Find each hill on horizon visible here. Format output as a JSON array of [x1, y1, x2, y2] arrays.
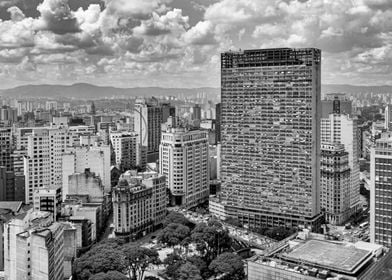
[[1, 83, 392, 99]]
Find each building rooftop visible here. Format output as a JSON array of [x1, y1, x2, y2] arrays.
[[283, 239, 371, 274], [0, 201, 23, 213]]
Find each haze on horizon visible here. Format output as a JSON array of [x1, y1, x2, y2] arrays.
[[0, 0, 391, 90]]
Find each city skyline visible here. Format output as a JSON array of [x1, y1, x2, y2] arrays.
[[0, 0, 392, 89]]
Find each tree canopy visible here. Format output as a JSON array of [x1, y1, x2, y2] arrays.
[[163, 211, 192, 227], [176, 262, 203, 280], [90, 271, 128, 280], [191, 220, 231, 261], [122, 245, 160, 280], [209, 252, 245, 280], [73, 243, 127, 280], [158, 222, 191, 247]]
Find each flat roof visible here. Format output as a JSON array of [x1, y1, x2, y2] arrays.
[[283, 240, 371, 274]]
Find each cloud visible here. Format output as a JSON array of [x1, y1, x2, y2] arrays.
[[183, 20, 216, 45], [0, 0, 392, 88], [35, 0, 81, 34]]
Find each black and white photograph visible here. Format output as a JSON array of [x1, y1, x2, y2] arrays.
[[0, 0, 391, 279]]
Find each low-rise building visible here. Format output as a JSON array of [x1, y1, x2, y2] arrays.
[[248, 231, 389, 280]]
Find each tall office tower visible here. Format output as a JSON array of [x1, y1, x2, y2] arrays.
[[62, 144, 111, 195], [24, 128, 70, 203], [321, 93, 353, 117], [160, 127, 209, 208], [0, 128, 13, 172], [385, 104, 392, 130], [134, 98, 175, 162], [216, 103, 221, 143], [110, 131, 142, 171], [220, 48, 322, 229], [320, 143, 351, 225], [370, 135, 392, 247], [0, 106, 18, 124], [321, 97, 360, 213], [112, 170, 166, 237], [192, 104, 202, 120]]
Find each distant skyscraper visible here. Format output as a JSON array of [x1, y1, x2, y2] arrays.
[[320, 143, 351, 225], [384, 104, 392, 130], [370, 134, 392, 247], [220, 48, 322, 229], [160, 127, 209, 208], [321, 93, 353, 118], [321, 96, 360, 213], [134, 98, 175, 162], [192, 104, 202, 120]]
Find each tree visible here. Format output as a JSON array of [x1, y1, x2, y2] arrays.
[[144, 277, 160, 280], [187, 255, 212, 279], [209, 253, 245, 280], [191, 220, 231, 262], [73, 243, 127, 280], [163, 212, 192, 227], [122, 245, 160, 280], [176, 262, 203, 280], [163, 253, 185, 279], [90, 271, 128, 280], [158, 223, 190, 247]]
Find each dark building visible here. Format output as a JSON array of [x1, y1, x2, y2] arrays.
[[216, 103, 221, 143], [192, 104, 202, 121]]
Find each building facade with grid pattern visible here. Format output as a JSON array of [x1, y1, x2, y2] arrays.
[[220, 48, 322, 229]]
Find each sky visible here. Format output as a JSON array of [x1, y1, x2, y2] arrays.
[[0, 0, 391, 89]]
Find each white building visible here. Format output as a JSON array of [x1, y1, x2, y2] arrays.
[[24, 128, 70, 203], [159, 127, 209, 209], [62, 144, 111, 195], [321, 113, 360, 213], [110, 131, 144, 171], [4, 210, 65, 280]]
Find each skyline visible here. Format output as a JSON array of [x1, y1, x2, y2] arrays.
[[0, 0, 392, 89]]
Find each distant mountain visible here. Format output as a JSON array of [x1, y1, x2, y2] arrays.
[[1, 83, 392, 99], [0, 83, 220, 99], [322, 84, 392, 94]]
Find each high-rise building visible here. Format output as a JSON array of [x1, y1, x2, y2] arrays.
[[110, 131, 142, 171], [320, 143, 351, 225], [321, 93, 353, 118], [321, 97, 360, 213], [216, 103, 221, 143], [134, 98, 175, 162], [112, 170, 166, 237], [370, 134, 392, 247], [24, 128, 70, 203], [62, 144, 111, 195], [385, 104, 392, 131], [0, 106, 18, 124], [4, 210, 65, 280], [160, 127, 209, 208], [220, 48, 322, 229], [192, 104, 202, 121], [0, 127, 13, 171]]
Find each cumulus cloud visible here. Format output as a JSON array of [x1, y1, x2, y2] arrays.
[[0, 0, 392, 87]]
